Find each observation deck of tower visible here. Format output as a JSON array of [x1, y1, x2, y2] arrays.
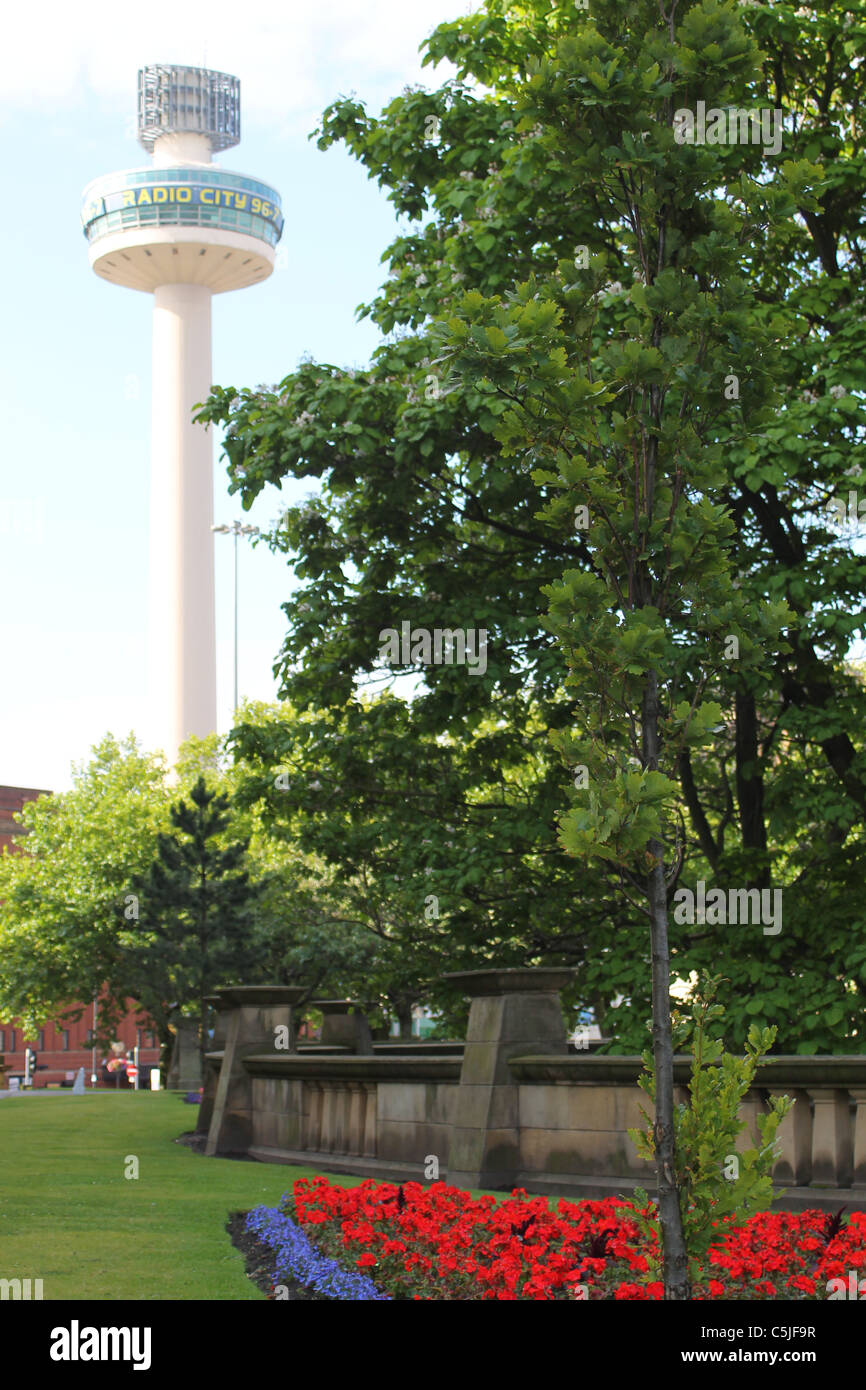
[[81, 65, 283, 766]]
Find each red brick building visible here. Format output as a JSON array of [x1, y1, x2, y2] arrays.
[[0, 784, 160, 1088], [0, 784, 49, 854], [0, 1004, 161, 1088]]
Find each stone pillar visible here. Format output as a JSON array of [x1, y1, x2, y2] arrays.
[[808, 1088, 853, 1188], [362, 1081, 378, 1157], [735, 1092, 767, 1155], [205, 986, 305, 1156], [197, 994, 229, 1135], [445, 967, 573, 1191], [767, 1088, 811, 1187], [314, 1000, 373, 1054], [303, 1081, 323, 1150], [167, 1017, 202, 1091], [333, 1084, 348, 1154], [320, 1082, 338, 1152], [852, 1090, 866, 1189], [347, 1083, 365, 1156]]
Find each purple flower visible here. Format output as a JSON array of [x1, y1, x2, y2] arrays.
[[245, 1204, 390, 1301]]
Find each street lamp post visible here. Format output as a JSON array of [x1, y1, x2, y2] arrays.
[[91, 995, 98, 1088], [211, 521, 260, 713]]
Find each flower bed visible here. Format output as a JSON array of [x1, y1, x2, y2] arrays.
[[247, 1177, 866, 1301]]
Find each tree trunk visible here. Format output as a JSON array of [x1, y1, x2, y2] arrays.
[[396, 1004, 414, 1039], [678, 747, 720, 870], [734, 688, 769, 888], [643, 671, 690, 1299], [199, 992, 208, 1086], [591, 995, 608, 1036]]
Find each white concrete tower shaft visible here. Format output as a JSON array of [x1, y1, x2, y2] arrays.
[[150, 277, 216, 755], [148, 125, 216, 759]]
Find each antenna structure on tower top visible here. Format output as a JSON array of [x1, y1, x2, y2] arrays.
[[137, 64, 240, 153]]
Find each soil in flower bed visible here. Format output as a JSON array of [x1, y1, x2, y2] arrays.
[[226, 1212, 328, 1300]]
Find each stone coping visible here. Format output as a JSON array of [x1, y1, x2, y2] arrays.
[[443, 968, 576, 995], [247, 1148, 440, 1183], [208, 1046, 866, 1088], [207, 985, 307, 1007], [508, 1054, 866, 1086], [241, 1053, 462, 1082], [205, 1043, 463, 1063], [308, 999, 363, 1014], [512, 1172, 866, 1213]]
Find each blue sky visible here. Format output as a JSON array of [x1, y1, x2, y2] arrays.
[[1, 0, 471, 791]]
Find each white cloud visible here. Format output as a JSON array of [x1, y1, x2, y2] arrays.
[[7, 0, 472, 134]]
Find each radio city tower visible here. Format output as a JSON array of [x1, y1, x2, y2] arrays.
[[81, 66, 283, 766]]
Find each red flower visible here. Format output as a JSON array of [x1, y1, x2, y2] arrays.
[[283, 1178, 866, 1302], [787, 1274, 817, 1295]]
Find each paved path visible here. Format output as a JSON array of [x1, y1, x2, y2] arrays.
[[0, 1087, 92, 1097]]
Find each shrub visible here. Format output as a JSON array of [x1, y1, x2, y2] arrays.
[[628, 976, 792, 1281]]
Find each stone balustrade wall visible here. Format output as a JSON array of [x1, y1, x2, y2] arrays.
[[202, 977, 866, 1210], [241, 1056, 461, 1180], [506, 1055, 866, 1206]]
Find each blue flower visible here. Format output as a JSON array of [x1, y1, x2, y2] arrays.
[[245, 1206, 390, 1301]]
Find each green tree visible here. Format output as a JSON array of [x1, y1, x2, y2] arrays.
[[0, 730, 370, 1060], [0, 734, 169, 1050], [230, 695, 622, 1038], [432, 0, 824, 1297], [195, 0, 866, 1057], [123, 776, 258, 1073], [629, 978, 791, 1283]]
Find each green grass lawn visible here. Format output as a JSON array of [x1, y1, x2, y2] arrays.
[[0, 1091, 365, 1301]]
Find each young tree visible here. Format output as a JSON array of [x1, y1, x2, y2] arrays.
[[123, 776, 259, 1075], [435, 0, 810, 1297]]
